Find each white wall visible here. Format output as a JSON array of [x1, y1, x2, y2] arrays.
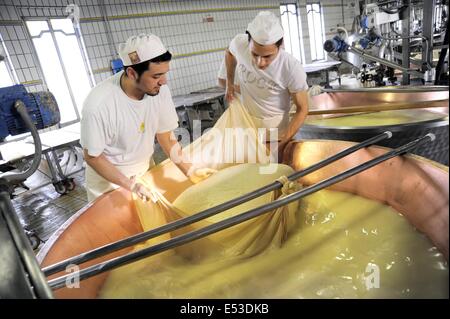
[[0, 0, 357, 96]]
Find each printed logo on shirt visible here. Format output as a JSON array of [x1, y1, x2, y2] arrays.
[[139, 122, 145, 133], [237, 64, 278, 90]]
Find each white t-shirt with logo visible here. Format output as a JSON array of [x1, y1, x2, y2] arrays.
[[228, 34, 308, 136], [80, 71, 178, 199]]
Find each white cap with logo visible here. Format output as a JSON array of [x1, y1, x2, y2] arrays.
[[247, 11, 284, 45], [118, 33, 167, 66]]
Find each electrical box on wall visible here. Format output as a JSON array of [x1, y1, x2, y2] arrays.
[[203, 16, 214, 23]]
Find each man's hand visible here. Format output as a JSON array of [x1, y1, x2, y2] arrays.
[[308, 85, 322, 97], [225, 84, 235, 102], [187, 168, 218, 184], [129, 176, 158, 202]]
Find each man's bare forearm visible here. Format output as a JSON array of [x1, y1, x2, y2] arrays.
[[225, 50, 237, 85], [282, 91, 309, 143], [156, 132, 191, 175], [283, 111, 307, 143]]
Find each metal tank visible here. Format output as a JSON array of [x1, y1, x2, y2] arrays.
[[301, 86, 449, 165], [37, 140, 449, 298]]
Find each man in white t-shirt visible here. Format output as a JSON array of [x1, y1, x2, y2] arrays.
[[81, 34, 215, 202], [225, 11, 309, 159]]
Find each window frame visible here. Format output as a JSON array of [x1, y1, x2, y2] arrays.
[[0, 33, 19, 88], [280, 3, 306, 64], [25, 17, 94, 127], [306, 2, 327, 62]]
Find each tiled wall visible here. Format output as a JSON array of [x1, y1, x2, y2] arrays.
[[0, 0, 356, 98]]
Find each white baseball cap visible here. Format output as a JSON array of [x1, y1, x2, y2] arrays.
[[247, 11, 284, 45], [118, 33, 167, 66]]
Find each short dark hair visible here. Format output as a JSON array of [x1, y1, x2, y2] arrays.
[[246, 31, 283, 47], [124, 50, 172, 77]]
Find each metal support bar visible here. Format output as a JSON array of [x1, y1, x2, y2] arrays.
[[422, 0, 436, 76], [435, 25, 449, 85], [44, 152, 59, 185], [51, 149, 66, 179], [402, 0, 411, 84]]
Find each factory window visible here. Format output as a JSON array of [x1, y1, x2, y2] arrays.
[[26, 18, 94, 125], [434, 4, 447, 32], [0, 62, 12, 88], [0, 34, 17, 88], [306, 2, 326, 61], [280, 3, 306, 63], [0, 58, 14, 88]]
